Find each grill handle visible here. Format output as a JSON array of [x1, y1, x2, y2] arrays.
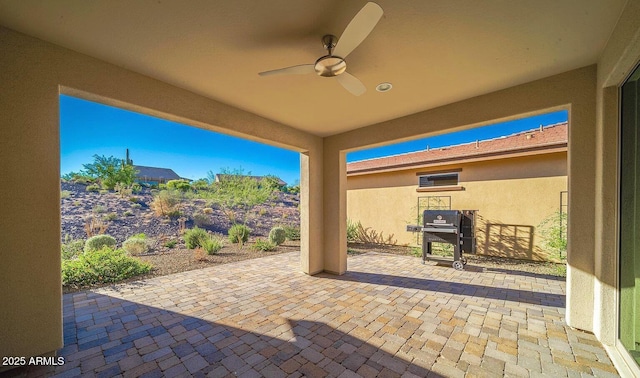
[[421, 227, 458, 234]]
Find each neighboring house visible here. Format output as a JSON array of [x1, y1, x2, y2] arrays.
[[133, 165, 186, 185], [214, 174, 287, 187], [347, 122, 568, 261]]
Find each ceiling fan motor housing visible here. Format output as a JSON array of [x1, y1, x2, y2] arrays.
[[315, 35, 345, 77], [314, 55, 346, 77]]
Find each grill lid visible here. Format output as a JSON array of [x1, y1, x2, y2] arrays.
[[423, 210, 460, 226]]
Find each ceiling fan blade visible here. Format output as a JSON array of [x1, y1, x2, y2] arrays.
[[258, 64, 315, 76], [337, 72, 366, 96], [333, 2, 383, 59]]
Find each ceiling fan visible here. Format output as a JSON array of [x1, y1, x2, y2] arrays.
[[258, 2, 384, 96]]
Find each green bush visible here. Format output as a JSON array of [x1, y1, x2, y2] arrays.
[[122, 236, 149, 256], [131, 183, 142, 193], [252, 238, 276, 251], [347, 219, 360, 242], [203, 235, 224, 255], [282, 225, 300, 241], [86, 184, 100, 192], [61, 247, 152, 288], [129, 196, 139, 203], [166, 179, 192, 192], [93, 205, 107, 214], [61, 236, 85, 260], [268, 226, 286, 245], [103, 212, 118, 221], [84, 234, 117, 253], [60, 190, 72, 199], [164, 240, 177, 249], [131, 203, 142, 209], [228, 224, 251, 245], [537, 211, 568, 260], [184, 227, 209, 249], [124, 210, 134, 217]]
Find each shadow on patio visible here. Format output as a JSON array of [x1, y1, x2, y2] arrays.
[[324, 271, 565, 307], [1, 293, 442, 377]]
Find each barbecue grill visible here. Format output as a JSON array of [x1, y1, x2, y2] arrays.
[[406, 209, 476, 270]]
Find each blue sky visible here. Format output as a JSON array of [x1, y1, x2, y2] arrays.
[[60, 95, 567, 185]]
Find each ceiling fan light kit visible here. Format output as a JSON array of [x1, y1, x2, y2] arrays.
[[258, 2, 384, 96]]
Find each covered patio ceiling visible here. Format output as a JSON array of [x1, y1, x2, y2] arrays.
[[0, 0, 626, 136]]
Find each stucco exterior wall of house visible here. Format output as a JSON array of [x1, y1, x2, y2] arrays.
[[347, 153, 567, 261]]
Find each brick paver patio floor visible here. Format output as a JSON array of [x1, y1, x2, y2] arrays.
[[4, 252, 619, 377]]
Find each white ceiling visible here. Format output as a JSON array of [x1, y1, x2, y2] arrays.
[[0, 0, 627, 136]]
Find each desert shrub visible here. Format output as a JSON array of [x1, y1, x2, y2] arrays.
[[123, 210, 134, 217], [93, 205, 107, 214], [347, 220, 397, 245], [193, 248, 207, 261], [203, 235, 224, 255], [537, 211, 568, 260], [131, 183, 142, 193], [184, 227, 209, 249], [84, 234, 117, 253], [60, 190, 72, 199], [129, 196, 139, 203], [73, 200, 82, 207], [228, 224, 251, 246], [191, 179, 210, 190], [285, 185, 300, 194], [84, 216, 108, 237], [166, 179, 192, 192], [131, 203, 142, 209], [252, 238, 276, 251], [164, 240, 177, 249], [258, 208, 267, 216], [151, 189, 182, 217], [282, 225, 300, 241], [193, 212, 211, 227], [61, 236, 85, 260], [62, 247, 152, 288], [167, 210, 182, 219], [347, 219, 359, 242], [114, 182, 133, 198], [205, 168, 276, 225], [86, 184, 100, 192], [158, 183, 167, 190], [268, 226, 286, 245], [202, 207, 214, 214], [122, 236, 149, 256], [99, 190, 109, 195], [103, 212, 118, 221]]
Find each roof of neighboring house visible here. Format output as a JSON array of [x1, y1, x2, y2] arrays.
[[133, 165, 184, 181], [214, 174, 287, 187], [347, 122, 568, 175]]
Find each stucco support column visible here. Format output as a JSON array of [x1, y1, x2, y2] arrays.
[[300, 148, 324, 275], [564, 67, 598, 332], [322, 140, 347, 275]]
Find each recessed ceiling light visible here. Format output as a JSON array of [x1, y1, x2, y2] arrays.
[[376, 82, 393, 92]]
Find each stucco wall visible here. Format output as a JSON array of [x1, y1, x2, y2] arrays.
[[0, 26, 324, 361], [347, 153, 567, 261]]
